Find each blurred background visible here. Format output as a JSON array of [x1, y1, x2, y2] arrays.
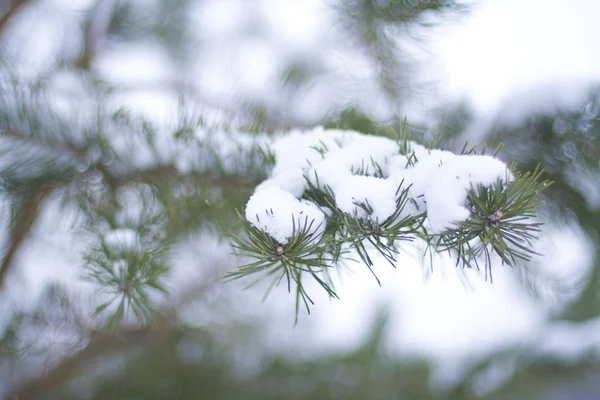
[[0, 0, 599, 399]]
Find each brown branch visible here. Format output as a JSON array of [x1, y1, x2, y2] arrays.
[[75, 0, 117, 71], [0, 128, 253, 288], [0, 0, 33, 38], [114, 164, 256, 191], [3, 281, 215, 400], [0, 126, 88, 162], [1, 127, 256, 191], [0, 128, 83, 288], [0, 185, 51, 288], [392, 0, 461, 24], [3, 324, 165, 400]]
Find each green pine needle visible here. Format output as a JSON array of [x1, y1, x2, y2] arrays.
[[226, 210, 337, 324], [433, 164, 549, 282]]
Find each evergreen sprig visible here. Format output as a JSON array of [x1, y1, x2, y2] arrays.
[[229, 154, 549, 318], [333, 182, 425, 283], [226, 210, 337, 323], [432, 164, 549, 282], [228, 176, 428, 318], [84, 227, 170, 330]]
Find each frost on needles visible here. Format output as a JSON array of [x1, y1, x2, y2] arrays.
[[228, 127, 548, 320]]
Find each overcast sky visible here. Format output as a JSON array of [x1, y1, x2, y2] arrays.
[[432, 0, 600, 112]]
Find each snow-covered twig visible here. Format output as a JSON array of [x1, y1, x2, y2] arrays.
[[229, 127, 549, 319]]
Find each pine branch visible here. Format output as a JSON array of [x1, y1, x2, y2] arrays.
[[226, 210, 336, 324], [228, 128, 550, 318], [1, 105, 257, 325], [114, 164, 255, 191], [1, 124, 254, 192], [385, 0, 464, 24], [432, 164, 549, 282], [0, 125, 87, 162]]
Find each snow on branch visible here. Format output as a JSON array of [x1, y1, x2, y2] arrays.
[[228, 127, 549, 320]]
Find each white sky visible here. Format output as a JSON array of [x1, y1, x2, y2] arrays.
[[432, 0, 600, 112]]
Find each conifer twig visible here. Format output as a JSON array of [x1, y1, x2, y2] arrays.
[[0, 126, 254, 191], [0, 125, 89, 162], [114, 165, 256, 191]]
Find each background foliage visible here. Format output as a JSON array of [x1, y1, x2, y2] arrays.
[[0, 0, 599, 399]]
